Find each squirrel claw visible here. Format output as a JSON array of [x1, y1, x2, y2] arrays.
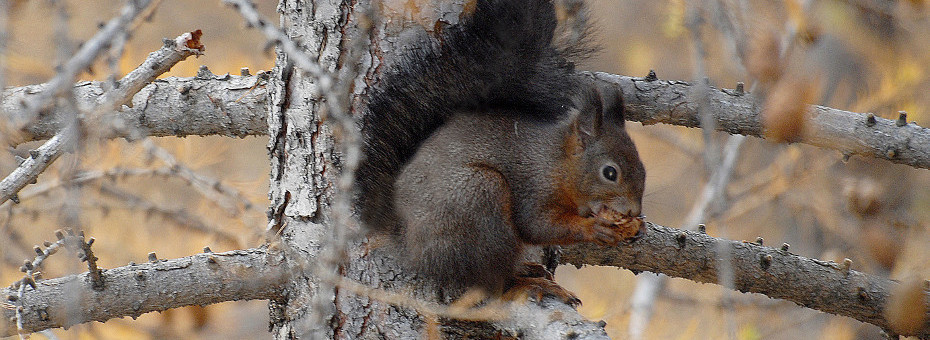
[[628, 224, 646, 241], [503, 276, 582, 308], [591, 224, 623, 246], [517, 262, 555, 280]]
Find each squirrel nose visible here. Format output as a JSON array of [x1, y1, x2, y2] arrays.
[[612, 197, 641, 217], [626, 208, 642, 218]]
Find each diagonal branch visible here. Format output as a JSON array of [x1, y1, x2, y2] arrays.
[[0, 125, 76, 205], [0, 30, 204, 205], [560, 222, 930, 338], [0, 247, 286, 337], [4, 0, 157, 132]]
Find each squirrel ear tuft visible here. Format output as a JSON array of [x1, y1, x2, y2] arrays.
[[574, 82, 627, 143], [595, 83, 625, 127], [574, 86, 603, 146]]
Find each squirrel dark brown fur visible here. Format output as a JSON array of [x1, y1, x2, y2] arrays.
[[356, 0, 645, 303]]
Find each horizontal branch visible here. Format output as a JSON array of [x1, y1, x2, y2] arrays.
[[1, 247, 286, 337], [435, 301, 609, 339], [497, 301, 609, 339], [560, 222, 930, 338], [8, 72, 930, 172], [591, 72, 930, 170], [2, 73, 269, 144]]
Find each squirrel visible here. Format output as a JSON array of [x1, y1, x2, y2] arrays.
[[356, 0, 646, 305]]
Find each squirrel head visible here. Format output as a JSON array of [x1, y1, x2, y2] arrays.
[[568, 83, 646, 219]]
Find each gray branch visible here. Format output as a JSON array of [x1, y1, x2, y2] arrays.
[[591, 72, 930, 170], [3, 73, 268, 143], [9, 72, 930, 172], [0, 247, 286, 337], [560, 222, 930, 338]]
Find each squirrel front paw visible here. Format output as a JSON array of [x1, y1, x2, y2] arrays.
[[573, 215, 640, 246], [579, 214, 644, 245]]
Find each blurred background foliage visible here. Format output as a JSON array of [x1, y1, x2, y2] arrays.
[[0, 0, 928, 339], [1, 1, 276, 338]]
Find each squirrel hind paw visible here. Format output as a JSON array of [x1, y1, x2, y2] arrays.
[[516, 262, 555, 280], [502, 276, 582, 308]]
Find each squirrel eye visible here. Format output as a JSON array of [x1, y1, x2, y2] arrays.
[[601, 165, 618, 182]]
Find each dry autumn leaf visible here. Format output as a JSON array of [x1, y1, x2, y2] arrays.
[[885, 276, 929, 335]]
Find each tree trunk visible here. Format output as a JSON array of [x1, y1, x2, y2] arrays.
[[266, 1, 608, 338], [267, 0, 430, 338], [266, 0, 349, 336]]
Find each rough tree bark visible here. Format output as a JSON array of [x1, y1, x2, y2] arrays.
[[1, 248, 286, 336], [264, 0, 345, 336], [1, 73, 268, 143], [562, 223, 930, 338]]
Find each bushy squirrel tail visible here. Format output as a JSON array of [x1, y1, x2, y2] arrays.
[[357, 0, 593, 233]]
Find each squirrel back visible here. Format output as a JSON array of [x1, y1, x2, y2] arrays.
[[357, 0, 593, 234], [357, 0, 646, 300]]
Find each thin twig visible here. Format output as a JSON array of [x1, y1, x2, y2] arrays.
[[222, 0, 334, 95], [96, 184, 242, 247], [6, 0, 156, 131], [10, 229, 74, 337], [140, 140, 258, 215], [0, 26, 201, 206]]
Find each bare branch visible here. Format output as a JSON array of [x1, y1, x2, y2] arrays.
[[96, 30, 204, 109], [593, 72, 930, 170], [0, 126, 75, 205], [0, 247, 286, 337], [4, 0, 157, 131], [561, 222, 930, 338], [3, 74, 269, 144], [8, 72, 930, 173]]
